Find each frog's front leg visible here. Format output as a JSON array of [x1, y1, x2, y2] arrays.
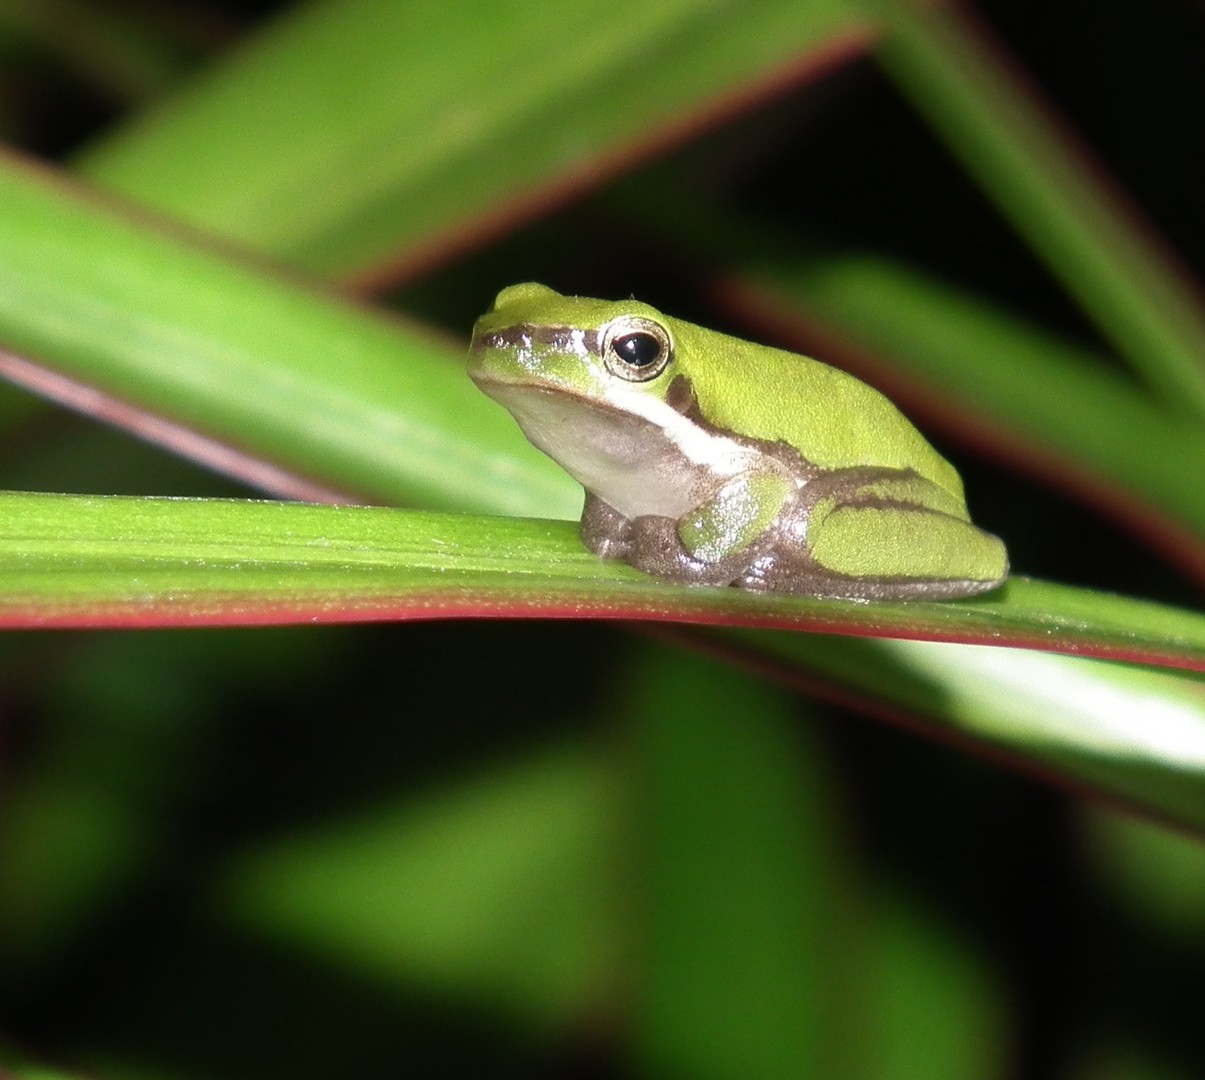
[[580, 494, 634, 560], [583, 471, 797, 586], [741, 467, 1009, 599]]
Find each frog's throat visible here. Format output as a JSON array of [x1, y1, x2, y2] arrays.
[[474, 380, 796, 521]]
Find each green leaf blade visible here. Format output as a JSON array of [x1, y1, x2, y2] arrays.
[[0, 153, 579, 517], [0, 493, 1202, 678], [75, 0, 865, 279], [870, 2, 1205, 419]]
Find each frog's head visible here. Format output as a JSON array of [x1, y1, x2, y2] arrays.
[[469, 283, 693, 414]]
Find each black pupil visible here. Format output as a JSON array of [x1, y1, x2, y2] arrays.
[[613, 332, 662, 368]]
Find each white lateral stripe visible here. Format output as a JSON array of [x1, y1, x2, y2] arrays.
[[601, 381, 757, 476]]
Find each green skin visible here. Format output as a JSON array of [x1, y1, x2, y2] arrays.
[[469, 283, 1008, 600]]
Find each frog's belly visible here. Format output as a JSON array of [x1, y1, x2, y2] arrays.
[[481, 383, 769, 520]]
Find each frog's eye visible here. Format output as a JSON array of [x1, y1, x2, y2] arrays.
[[601, 317, 673, 382]]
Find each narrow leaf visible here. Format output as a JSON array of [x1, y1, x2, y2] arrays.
[[0, 492, 1202, 675], [726, 628, 1205, 832], [0, 152, 578, 517], [76, 0, 868, 281], [632, 651, 855, 1076], [870, 1, 1205, 419]]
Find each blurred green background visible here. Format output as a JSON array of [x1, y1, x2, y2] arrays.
[[1, 1, 1205, 1077]]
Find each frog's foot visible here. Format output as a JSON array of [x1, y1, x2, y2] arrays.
[[580, 494, 634, 560]]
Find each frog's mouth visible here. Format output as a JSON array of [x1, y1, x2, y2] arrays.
[[471, 323, 601, 357], [468, 323, 600, 388]]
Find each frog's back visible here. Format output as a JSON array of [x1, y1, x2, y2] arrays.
[[674, 319, 965, 502]]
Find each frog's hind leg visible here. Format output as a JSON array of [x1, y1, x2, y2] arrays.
[[741, 467, 1008, 600]]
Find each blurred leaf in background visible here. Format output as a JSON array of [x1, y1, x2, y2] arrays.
[[1, 1, 1205, 1078]]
